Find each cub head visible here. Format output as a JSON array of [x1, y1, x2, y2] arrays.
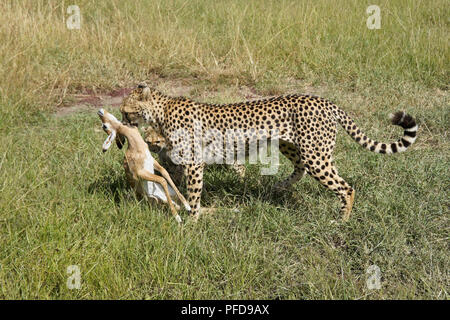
[[144, 126, 167, 153], [120, 82, 161, 129]]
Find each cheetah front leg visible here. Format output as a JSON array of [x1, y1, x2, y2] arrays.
[[184, 163, 205, 220]]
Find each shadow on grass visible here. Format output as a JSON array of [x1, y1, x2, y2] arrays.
[[87, 161, 308, 211], [87, 164, 130, 206], [202, 164, 304, 209]]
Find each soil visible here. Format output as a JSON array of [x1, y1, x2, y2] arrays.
[[54, 75, 325, 118]]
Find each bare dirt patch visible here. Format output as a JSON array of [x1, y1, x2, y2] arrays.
[[54, 74, 329, 118], [54, 88, 133, 118]]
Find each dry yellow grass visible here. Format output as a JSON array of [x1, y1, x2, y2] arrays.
[[0, 0, 447, 115]]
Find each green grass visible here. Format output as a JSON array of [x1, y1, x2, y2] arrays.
[[0, 0, 448, 299]]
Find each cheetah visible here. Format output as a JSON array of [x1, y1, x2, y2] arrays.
[[120, 82, 418, 221]]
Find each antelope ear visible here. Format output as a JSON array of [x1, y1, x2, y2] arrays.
[[116, 133, 125, 149], [102, 130, 116, 152]]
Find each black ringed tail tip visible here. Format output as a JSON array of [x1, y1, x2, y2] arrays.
[[390, 111, 417, 130], [335, 106, 418, 155], [388, 111, 418, 153]]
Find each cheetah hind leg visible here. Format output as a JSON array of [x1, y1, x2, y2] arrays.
[[303, 157, 355, 222], [274, 163, 305, 190], [274, 143, 305, 190], [342, 188, 355, 222]]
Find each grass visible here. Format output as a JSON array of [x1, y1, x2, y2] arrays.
[[0, 0, 448, 299]]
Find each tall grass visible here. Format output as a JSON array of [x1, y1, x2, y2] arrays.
[[0, 0, 448, 116]]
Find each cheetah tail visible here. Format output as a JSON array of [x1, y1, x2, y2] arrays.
[[336, 109, 418, 154]]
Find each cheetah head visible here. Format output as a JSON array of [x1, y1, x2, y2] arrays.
[[120, 82, 162, 129]]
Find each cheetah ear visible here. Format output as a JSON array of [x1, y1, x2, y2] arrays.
[[137, 81, 152, 101], [137, 82, 148, 89], [142, 86, 151, 100]]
